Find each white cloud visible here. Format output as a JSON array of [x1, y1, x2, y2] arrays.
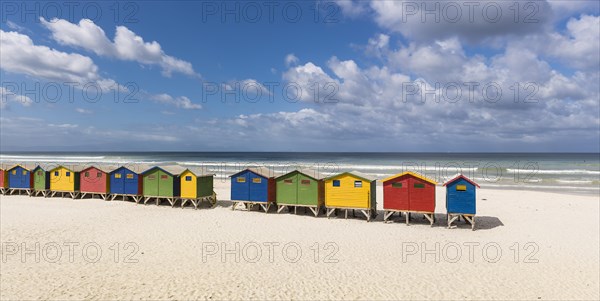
[[150, 94, 202, 110], [75, 108, 93, 114], [1, 30, 101, 84], [338, 0, 553, 43], [285, 53, 299, 67], [0, 87, 34, 109], [40, 18, 197, 77], [6, 20, 27, 32]]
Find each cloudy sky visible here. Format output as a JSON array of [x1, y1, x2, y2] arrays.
[[1, 0, 598, 152]]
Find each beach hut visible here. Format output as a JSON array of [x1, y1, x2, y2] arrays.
[[7, 164, 34, 195], [443, 174, 480, 230], [229, 168, 278, 212], [31, 164, 52, 197], [180, 168, 216, 209], [275, 169, 324, 216], [0, 164, 7, 194], [324, 171, 376, 221], [109, 165, 147, 202], [141, 166, 184, 206], [79, 165, 111, 200], [382, 171, 437, 226], [49, 165, 84, 198]]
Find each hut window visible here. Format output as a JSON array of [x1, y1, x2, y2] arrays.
[[96, 172, 102, 178], [126, 174, 134, 179], [185, 176, 192, 181], [236, 177, 246, 183], [252, 178, 262, 183], [54, 171, 59, 176], [332, 180, 340, 187], [11, 170, 16, 175], [22, 170, 27, 175], [85, 172, 90, 177], [66, 172, 71, 177], [160, 175, 168, 180], [392, 182, 403, 188], [301, 179, 310, 185], [115, 174, 122, 179], [456, 185, 467, 191], [354, 181, 362, 188], [37, 171, 42, 176], [284, 179, 293, 184], [414, 183, 425, 188], [148, 175, 156, 180]]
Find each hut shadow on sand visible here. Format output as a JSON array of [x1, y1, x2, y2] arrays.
[[372, 210, 504, 230]]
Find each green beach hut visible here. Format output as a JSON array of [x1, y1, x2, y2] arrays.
[[276, 169, 324, 216], [141, 165, 185, 206], [32, 164, 53, 197]]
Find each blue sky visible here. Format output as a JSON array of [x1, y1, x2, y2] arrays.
[[1, 1, 599, 152]]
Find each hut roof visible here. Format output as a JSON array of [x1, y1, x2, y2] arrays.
[[229, 167, 281, 179], [81, 165, 114, 174], [141, 165, 187, 176], [324, 171, 376, 182], [381, 171, 437, 185], [110, 164, 153, 174], [7, 163, 37, 171], [182, 167, 215, 177], [276, 168, 326, 180], [49, 164, 87, 172], [33, 163, 56, 171], [443, 174, 480, 188]]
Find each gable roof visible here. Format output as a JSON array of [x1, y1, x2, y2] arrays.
[[381, 171, 437, 185], [49, 164, 86, 172], [276, 168, 326, 181], [81, 165, 113, 174], [7, 163, 37, 171], [324, 171, 375, 182], [110, 164, 153, 174], [141, 165, 187, 176], [229, 167, 280, 179], [443, 174, 480, 188], [181, 167, 215, 177]]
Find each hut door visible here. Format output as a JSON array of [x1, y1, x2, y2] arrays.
[[249, 174, 267, 202], [232, 173, 250, 201], [394, 179, 409, 210], [144, 171, 159, 196], [123, 171, 137, 195], [278, 174, 297, 205], [19, 170, 27, 187], [297, 175, 315, 206], [409, 178, 434, 212]]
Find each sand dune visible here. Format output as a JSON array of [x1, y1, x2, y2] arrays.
[[1, 182, 598, 300]]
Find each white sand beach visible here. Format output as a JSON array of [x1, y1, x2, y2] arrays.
[[1, 182, 598, 300]]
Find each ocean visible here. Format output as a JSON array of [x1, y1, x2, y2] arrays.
[[1, 152, 599, 194]]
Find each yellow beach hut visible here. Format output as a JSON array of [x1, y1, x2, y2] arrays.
[[179, 168, 216, 209], [324, 171, 377, 221], [49, 165, 85, 198]]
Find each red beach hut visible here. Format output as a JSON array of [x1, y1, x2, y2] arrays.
[[80, 165, 111, 200], [382, 171, 437, 226]]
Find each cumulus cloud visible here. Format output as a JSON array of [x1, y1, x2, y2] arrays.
[[1, 30, 101, 84], [338, 0, 554, 43], [0, 87, 34, 109], [285, 53, 299, 67], [40, 18, 197, 77], [150, 94, 202, 110]]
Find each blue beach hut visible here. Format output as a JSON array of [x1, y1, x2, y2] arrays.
[[443, 174, 480, 230], [7, 164, 34, 195], [229, 168, 278, 212], [109, 164, 148, 202]]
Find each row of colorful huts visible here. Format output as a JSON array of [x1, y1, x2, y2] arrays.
[[0, 164, 480, 229]]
